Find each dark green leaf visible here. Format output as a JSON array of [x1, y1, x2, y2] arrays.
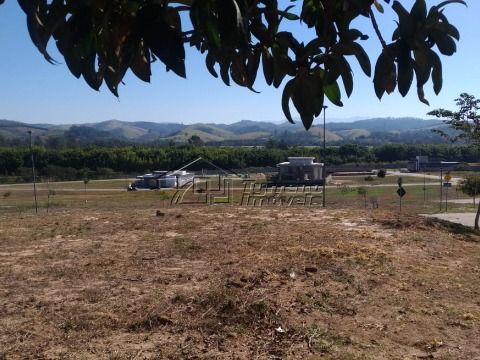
[[205, 53, 218, 78], [430, 30, 456, 56], [219, 58, 231, 86], [392, 1, 414, 39], [374, 51, 396, 99], [282, 79, 295, 124], [428, 49, 443, 94], [374, 1, 384, 13], [324, 80, 343, 107], [140, 4, 186, 78], [397, 46, 413, 97], [434, 22, 460, 41], [262, 49, 274, 86], [247, 48, 261, 87], [82, 53, 102, 90], [411, 0, 427, 21], [292, 75, 315, 129], [413, 48, 432, 87], [327, 54, 353, 97], [131, 42, 152, 83]]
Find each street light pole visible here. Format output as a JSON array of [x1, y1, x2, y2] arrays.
[[28, 130, 38, 214], [322, 105, 328, 208]]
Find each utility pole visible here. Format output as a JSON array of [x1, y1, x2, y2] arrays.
[[423, 171, 426, 207], [439, 167, 443, 212], [28, 130, 38, 214], [322, 105, 328, 208]]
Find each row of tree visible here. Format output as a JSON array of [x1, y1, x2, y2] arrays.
[[1, 143, 478, 182]]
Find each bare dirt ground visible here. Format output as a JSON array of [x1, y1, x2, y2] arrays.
[[1, 206, 480, 359]]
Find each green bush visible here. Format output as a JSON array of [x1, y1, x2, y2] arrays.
[[377, 169, 387, 178]]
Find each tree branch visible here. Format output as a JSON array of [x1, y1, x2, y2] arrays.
[[369, 9, 388, 52]]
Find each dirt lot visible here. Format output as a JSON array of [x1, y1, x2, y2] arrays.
[[1, 205, 480, 359]]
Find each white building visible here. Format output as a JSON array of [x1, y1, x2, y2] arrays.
[[277, 157, 324, 184], [130, 170, 194, 189]]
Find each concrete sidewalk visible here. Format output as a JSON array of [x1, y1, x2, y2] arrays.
[[421, 212, 478, 227]]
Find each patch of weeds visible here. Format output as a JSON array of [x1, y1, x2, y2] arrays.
[[171, 293, 188, 304], [128, 313, 173, 332], [248, 299, 271, 319], [410, 234, 426, 242], [108, 350, 144, 360], [373, 253, 395, 275], [194, 287, 279, 334], [196, 288, 240, 316], [172, 236, 202, 256], [296, 291, 357, 316], [305, 325, 353, 354], [331, 267, 354, 284], [351, 253, 394, 275], [59, 316, 90, 332], [83, 287, 103, 304], [414, 339, 445, 353], [50, 265, 82, 280], [157, 191, 170, 200], [444, 308, 480, 329]]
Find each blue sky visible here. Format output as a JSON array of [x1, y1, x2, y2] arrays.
[[0, 0, 478, 125]]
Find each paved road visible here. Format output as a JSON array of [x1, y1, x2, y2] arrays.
[[387, 171, 463, 185], [421, 212, 478, 227], [435, 198, 477, 204]]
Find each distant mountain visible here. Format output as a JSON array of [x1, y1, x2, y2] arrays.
[[0, 117, 450, 146], [0, 119, 49, 142], [325, 117, 444, 132], [89, 120, 186, 139]]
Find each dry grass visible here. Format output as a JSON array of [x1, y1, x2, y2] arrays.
[[1, 205, 480, 359]]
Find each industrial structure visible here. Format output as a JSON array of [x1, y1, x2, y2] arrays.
[[129, 170, 194, 190], [128, 157, 242, 190], [407, 156, 461, 172], [276, 157, 325, 185]]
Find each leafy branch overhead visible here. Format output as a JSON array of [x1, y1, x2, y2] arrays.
[[8, 0, 465, 129]]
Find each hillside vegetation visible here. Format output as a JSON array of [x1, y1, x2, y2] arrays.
[[0, 118, 448, 147], [1, 143, 478, 183]]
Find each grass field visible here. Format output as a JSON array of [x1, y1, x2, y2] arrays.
[[0, 179, 134, 191], [1, 173, 476, 215], [1, 174, 480, 358]]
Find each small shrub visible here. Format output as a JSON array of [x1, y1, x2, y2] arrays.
[[357, 187, 367, 196], [364, 175, 374, 182], [157, 190, 170, 200], [128, 314, 173, 331], [377, 168, 387, 178], [3, 191, 11, 198]]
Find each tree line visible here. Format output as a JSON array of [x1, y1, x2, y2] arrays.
[[0, 144, 478, 183]]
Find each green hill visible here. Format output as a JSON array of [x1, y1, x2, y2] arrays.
[[0, 117, 450, 146]]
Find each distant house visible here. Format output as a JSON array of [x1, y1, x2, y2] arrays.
[[407, 156, 460, 172], [276, 157, 324, 184]]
